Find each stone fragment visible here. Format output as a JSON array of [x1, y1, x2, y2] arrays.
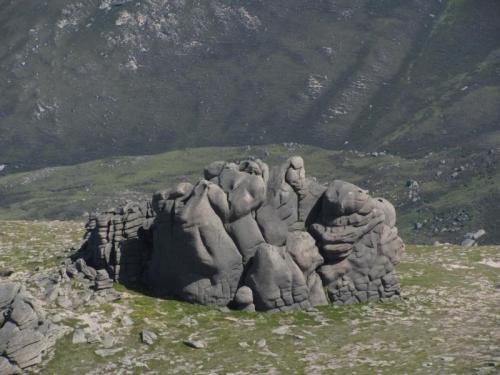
[[256, 338, 266, 348], [86, 333, 101, 344], [9, 298, 38, 330], [101, 334, 115, 349], [234, 286, 255, 312], [183, 339, 206, 349], [0, 356, 20, 375], [95, 348, 123, 357], [0, 322, 19, 354], [121, 316, 134, 326], [140, 330, 157, 345], [72, 329, 86, 344], [5, 330, 45, 369], [0, 283, 20, 310]]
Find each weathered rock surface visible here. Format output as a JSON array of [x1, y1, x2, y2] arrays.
[[461, 229, 486, 247], [75, 156, 405, 311], [0, 282, 63, 372], [75, 202, 155, 285]]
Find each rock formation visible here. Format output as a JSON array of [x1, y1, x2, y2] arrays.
[[75, 156, 405, 311], [0, 282, 64, 374]]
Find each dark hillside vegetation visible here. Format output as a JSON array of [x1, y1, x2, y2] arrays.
[[0, 0, 498, 171]]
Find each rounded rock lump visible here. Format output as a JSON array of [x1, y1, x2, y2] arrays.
[[75, 156, 405, 312]]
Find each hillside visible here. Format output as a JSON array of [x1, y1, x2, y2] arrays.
[[0, 0, 499, 171], [1, 221, 499, 374], [1, 144, 500, 244]]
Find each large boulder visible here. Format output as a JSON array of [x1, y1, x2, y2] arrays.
[[148, 181, 244, 305], [245, 244, 310, 312], [74, 156, 405, 311], [76, 201, 155, 285], [312, 182, 405, 304]]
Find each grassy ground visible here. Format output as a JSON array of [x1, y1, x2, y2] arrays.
[[1, 220, 499, 374], [1, 144, 500, 244]]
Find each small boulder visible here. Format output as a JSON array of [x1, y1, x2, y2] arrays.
[[140, 330, 157, 345], [71, 329, 86, 345], [183, 339, 206, 349], [234, 286, 255, 312]]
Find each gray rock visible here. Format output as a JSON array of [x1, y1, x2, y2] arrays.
[[0, 322, 19, 354], [245, 244, 310, 312], [86, 333, 101, 344], [256, 338, 266, 348], [234, 286, 253, 306], [43, 284, 61, 302], [75, 156, 404, 312], [75, 258, 97, 280], [5, 330, 45, 369], [101, 334, 115, 349], [140, 330, 157, 345], [9, 298, 38, 330], [463, 229, 486, 246], [0, 283, 20, 310], [0, 283, 61, 372], [71, 329, 86, 344], [183, 339, 206, 349], [271, 326, 290, 335], [0, 357, 20, 375], [121, 316, 134, 326], [180, 316, 198, 326], [56, 295, 73, 309], [461, 238, 476, 247], [94, 279, 113, 291], [95, 348, 123, 357], [148, 181, 244, 305]]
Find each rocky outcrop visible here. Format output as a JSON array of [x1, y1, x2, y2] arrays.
[[76, 202, 155, 285], [310, 182, 404, 304], [76, 156, 405, 311], [0, 282, 64, 373]]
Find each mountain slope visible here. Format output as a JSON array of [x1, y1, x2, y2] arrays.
[[1, 0, 499, 171]]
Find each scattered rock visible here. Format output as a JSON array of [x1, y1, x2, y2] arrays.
[[95, 348, 123, 357], [479, 258, 500, 268], [72, 329, 86, 344], [94, 270, 113, 291], [140, 330, 157, 345], [234, 286, 255, 312], [256, 338, 266, 348], [462, 229, 486, 247], [271, 326, 290, 335], [0, 282, 59, 372], [183, 339, 206, 349], [56, 295, 72, 309], [101, 333, 115, 348], [180, 316, 198, 326], [438, 355, 455, 362], [86, 333, 101, 344], [461, 238, 476, 248], [121, 316, 134, 326]]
